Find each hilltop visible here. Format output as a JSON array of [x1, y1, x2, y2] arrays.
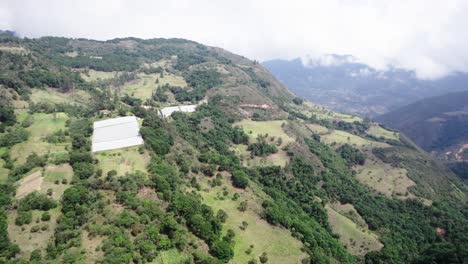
[[0, 34, 466, 263]]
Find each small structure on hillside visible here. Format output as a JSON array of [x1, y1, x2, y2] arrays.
[[92, 116, 143, 152], [159, 105, 197, 118]]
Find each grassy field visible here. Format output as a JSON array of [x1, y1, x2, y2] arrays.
[[233, 120, 294, 168], [247, 151, 290, 167], [41, 164, 73, 200], [151, 249, 192, 264], [7, 207, 61, 259], [367, 125, 399, 140], [325, 204, 383, 256], [306, 123, 329, 134], [0, 46, 28, 54], [121, 73, 187, 100], [81, 70, 119, 82], [0, 149, 9, 183], [11, 113, 69, 165], [94, 146, 150, 177], [321, 130, 390, 149], [30, 88, 90, 105], [82, 230, 105, 263], [355, 152, 416, 199], [235, 120, 294, 145], [197, 173, 307, 264]]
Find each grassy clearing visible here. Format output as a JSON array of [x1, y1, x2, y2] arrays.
[[247, 151, 290, 167], [367, 125, 399, 140], [81, 70, 118, 81], [7, 207, 60, 259], [41, 164, 73, 200], [82, 230, 105, 263], [0, 150, 9, 183], [325, 204, 383, 256], [233, 120, 294, 168], [0, 46, 28, 54], [121, 73, 187, 100], [291, 102, 362, 123], [197, 173, 306, 264], [151, 249, 192, 264], [235, 119, 294, 145], [231, 144, 290, 168], [321, 130, 390, 149], [10, 113, 69, 165], [333, 112, 363, 123], [95, 145, 150, 177], [30, 88, 90, 105], [14, 164, 72, 200], [306, 123, 329, 134], [355, 152, 416, 199]]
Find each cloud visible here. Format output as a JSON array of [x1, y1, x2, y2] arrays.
[[1, 0, 468, 79]]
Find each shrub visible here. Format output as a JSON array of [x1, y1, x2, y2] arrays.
[[18, 192, 57, 211], [107, 170, 117, 177], [41, 211, 51, 221], [210, 240, 234, 262], [72, 162, 94, 179], [15, 211, 32, 226], [231, 170, 249, 189]]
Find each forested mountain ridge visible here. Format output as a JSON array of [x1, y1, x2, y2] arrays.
[[0, 34, 466, 263], [262, 56, 468, 117], [377, 91, 468, 180]]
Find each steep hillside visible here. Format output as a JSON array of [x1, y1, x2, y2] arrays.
[[263, 56, 468, 116], [0, 34, 466, 264], [377, 91, 468, 181]]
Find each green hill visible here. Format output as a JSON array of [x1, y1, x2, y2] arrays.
[[0, 33, 466, 263]]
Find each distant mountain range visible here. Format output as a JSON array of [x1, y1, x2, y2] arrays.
[[377, 90, 468, 160], [263, 55, 468, 116]]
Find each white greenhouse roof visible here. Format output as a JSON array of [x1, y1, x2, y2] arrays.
[[92, 116, 144, 152], [159, 105, 197, 118]]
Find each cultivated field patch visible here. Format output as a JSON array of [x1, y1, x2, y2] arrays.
[[15, 170, 43, 198]]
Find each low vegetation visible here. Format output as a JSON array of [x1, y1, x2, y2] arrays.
[[0, 33, 466, 264]]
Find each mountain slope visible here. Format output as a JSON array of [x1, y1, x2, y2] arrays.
[[263, 56, 468, 116], [377, 90, 468, 158], [0, 34, 466, 264]]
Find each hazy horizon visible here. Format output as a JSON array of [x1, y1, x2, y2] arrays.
[[2, 0, 468, 79]]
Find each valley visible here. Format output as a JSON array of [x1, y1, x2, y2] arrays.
[[0, 34, 466, 264]]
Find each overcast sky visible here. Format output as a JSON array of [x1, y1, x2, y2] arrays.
[[1, 0, 468, 79]]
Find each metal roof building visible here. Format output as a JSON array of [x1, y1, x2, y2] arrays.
[[159, 105, 197, 118], [91, 116, 144, 152]]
